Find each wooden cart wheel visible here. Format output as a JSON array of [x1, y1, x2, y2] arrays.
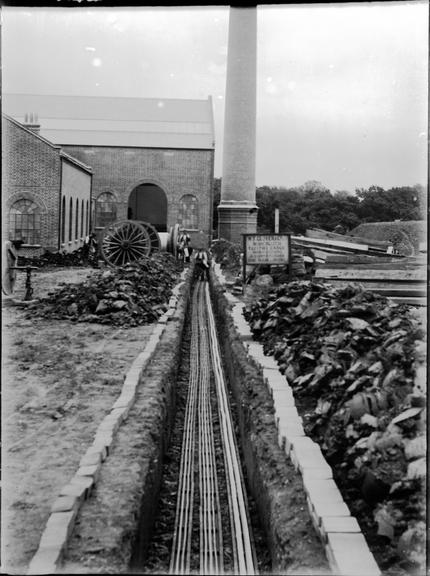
[[136, 220, 161, 252], [2, 241, 18, 295], [171, 223, 180, 259], [100, 220, 152, 266]]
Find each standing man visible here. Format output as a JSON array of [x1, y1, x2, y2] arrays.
[[194, 248, 210, 281], [178, 229, 191, 263]]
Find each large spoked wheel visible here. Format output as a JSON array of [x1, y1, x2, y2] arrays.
[[100, 220, 153, 266], [168, 223, 180, 259], [137, 220, 161, 253]]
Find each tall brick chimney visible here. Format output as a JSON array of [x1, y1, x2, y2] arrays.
[[23, 112, 41, 134], [217, 5, 258, 244]]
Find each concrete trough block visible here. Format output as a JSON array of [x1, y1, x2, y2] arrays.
[[27, 547, 62, 575], [246, 342, 265, 358], [117, 385, 137, 402], [69, 474, 94, 499], [311, 496, 351, 523], [122, 373, 140, 389], [306, 495, 321, 532], [289, 437, 325, 471], [327, 533, 381, 576], [262, 368, 289, 389], [303, 479, 344, 515], [238, 331, 254, 342], [76, 462, 102, 483], [272, 388, 296, 407], [50, 495, 80, 514], [257, 356, 279, 370], [38, 510, 77, 551], [320, 515, 361, 541], [276, 405, 303, 425], [98, 414, 121, 435], [110, 406, 129, 423], [112, 394, 135, 411], [151, 323, 165, 337], [132, 352, 152, 371], [282, 430, 306, 457], [168, 297, 177, 308], [302, 465, 333, 481], [59, 481, 87, 503], [93, 434, 113, 458], [79, 447, 102, 468]]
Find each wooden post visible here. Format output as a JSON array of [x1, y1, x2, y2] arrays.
[[274, 208, 279, 234], [288, 234, 292, 282]]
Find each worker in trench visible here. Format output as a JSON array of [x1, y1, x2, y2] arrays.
[[177, 229, 192, 263], [194, 247, 211, 281]]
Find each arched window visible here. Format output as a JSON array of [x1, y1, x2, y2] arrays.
[[178, 194, 198, 230], [61, 196, 66, 243], [75, 198, 79, 239], [69, 197, 73, 242], [9, 199, 41, 245], [95, 192, 117, 228], [86, 200, 89, 235], [81, 199, 84, 238]]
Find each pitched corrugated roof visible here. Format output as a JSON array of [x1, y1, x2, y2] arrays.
[[2, 113, 93, 173], [3, 94, 215, 150]]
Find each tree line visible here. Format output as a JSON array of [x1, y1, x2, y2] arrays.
[[212, 179, 427, 235]]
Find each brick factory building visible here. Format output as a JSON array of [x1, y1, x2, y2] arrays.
[[2, 114, 93, 257], [3, 94, 215, 247]]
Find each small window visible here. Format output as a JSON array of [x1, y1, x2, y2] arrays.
[[9, 199, 41, 245], [69, 198, 73, 242], [61, 196, 66, 243], [75, 198, 79, 239], [178, 194, 198, 230], [95, 192, 117, 228], [81, 199, 84, 237]]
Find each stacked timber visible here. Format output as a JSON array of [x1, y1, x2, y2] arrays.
[[315, 254, 427, 306], [307, 228, 392, 253], [292, 228, 397, 263]]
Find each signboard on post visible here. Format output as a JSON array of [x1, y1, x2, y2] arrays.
[[243, 233, 292, 283]]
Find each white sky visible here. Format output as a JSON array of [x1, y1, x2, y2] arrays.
[[2, 2, 428, 192]]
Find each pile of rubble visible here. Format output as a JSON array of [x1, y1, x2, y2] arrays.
[[211, 239, 242, 273], [29, 253, 182, 326], [244, 281, 426, 574], [18, 247, 97, 268]]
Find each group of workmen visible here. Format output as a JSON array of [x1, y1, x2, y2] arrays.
[[177, 229, 211, 281]]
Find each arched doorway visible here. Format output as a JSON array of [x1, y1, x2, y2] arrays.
[[128, 183, 167, 232]]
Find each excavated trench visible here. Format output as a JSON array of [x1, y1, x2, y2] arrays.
[[62, 269, 328, 574], [125, 273, 328, 574], [133, 281, 270, 574]]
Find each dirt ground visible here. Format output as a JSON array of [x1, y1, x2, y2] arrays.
[[1, 267, 156, 575]]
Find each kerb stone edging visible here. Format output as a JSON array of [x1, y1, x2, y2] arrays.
[[26, 268, 190, 576], [212, 263, 381, 576]]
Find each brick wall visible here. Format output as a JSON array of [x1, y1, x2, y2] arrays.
[[60, 160, 92, 253], [3, 117, 61, 253], [62, 146, 214, 239], [2, 117, 92, 256]]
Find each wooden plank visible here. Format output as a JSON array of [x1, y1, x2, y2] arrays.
[[323, 254, 418, 266], [306, 228, 391, 249], [292, 236, 369, 252], [314, 278, 426, 298], [320, 259, 425, 271], [293, 236, 404, 258], [315, 268, 426, 281]]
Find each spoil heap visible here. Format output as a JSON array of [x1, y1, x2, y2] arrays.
[[29, 254, 182, 326], [211, 239, 242, 273], [244, 281, 426, 575], [18, 247, 95, 268]]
